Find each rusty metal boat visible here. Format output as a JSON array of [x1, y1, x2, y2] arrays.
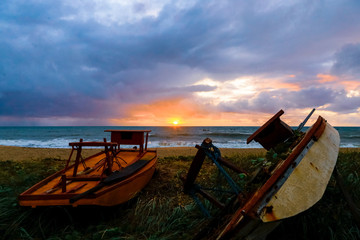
[[182, 109, 340, 239], [19, 130, 157, 207]]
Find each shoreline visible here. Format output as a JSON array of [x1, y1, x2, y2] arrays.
[[0, 145, 359, 162]]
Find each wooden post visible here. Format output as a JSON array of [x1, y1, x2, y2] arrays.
[[145, 132, 149, 151], [64, 147, 74, 172], [72, 139, 83, 177], [104, 138, 112, 174], [183, 145, 206, 193], [61, 174, 67, 193]]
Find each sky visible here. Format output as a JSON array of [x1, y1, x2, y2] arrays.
[[0, 0, 360, 126]]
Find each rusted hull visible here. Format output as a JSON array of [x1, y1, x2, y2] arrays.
[[19, 150, 157, 207], [218, 117, 340, 239]]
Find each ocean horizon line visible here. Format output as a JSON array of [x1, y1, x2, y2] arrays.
[[0, 126, 359, 149], [1, 125, 360, 127]]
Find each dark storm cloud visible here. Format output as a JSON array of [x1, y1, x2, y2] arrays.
[[220, 87, 340, 113], [1, 0, 360, 124], [331, 43, 360, 77], [324, 90, 360, 113], [0, 90, 110, 118]]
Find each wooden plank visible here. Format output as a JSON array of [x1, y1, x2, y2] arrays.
[[197, 188, 225, 209], [246, 109, 294, 150], [69, 142, 117, 147], [218, 157, 247, 174], [66, 176, 102, 181], [70, 159, 151, 203], [183, 146, 206, 193], [66, 183, 87, 193], [247, 110, 284, 144], [19, 151, 104, 195]]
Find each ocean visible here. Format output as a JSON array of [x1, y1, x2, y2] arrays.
[[0, 126, 359, 149]]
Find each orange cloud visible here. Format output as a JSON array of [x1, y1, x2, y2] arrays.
[[317, 74, 338, 83], [109, 98, 211, 126], [275, 82, 301, 91], [340, 80, 360, 90]]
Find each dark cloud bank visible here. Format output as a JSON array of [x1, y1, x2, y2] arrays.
[[0, 0, 360, 125]]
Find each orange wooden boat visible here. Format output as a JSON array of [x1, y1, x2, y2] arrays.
[[19, 130, 157, 207]]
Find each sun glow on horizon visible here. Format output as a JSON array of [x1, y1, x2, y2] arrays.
[[172, 120, 179, 125]]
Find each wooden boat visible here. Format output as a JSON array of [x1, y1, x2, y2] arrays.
[[182, 110, 340, 239], [19, 130, 157, 207]]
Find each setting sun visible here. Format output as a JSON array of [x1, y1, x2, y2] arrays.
[[173, 120, 179, 125]]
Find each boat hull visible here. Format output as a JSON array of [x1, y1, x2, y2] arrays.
[[259, 122, 340, 221], [217, 116, 340, 239]]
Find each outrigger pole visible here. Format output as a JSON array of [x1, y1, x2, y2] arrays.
[[297, 108, 315, 131]]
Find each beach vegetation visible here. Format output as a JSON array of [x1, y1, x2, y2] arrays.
[[0, 150, 359, 239]]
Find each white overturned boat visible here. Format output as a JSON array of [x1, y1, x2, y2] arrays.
[[182, 109, 340, 239]]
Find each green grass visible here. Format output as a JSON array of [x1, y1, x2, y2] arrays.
[[0, 157, 206, 240], [0, 151, 359, 239]]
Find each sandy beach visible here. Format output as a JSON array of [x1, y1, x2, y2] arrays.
[[0, 145, 358, 162], [0, 145, 267, 162]]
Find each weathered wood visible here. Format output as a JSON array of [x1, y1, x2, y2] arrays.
[[18, 128, 158, 207], [70, 160, 151, 203], [65, 176, 102, 181], [197, 188, 225, 209], [247, 110, 294, 150], [68, 141, 117, 147], [183, 146, 206, 193], [66, 183, 87, 193], [218, 116, 331, 239], [61, 175, 67, 193], [259, 122, 339, 222], [104, 130, 151, 153], [72, 146, 82, 177], [247, 110, 285, 144], [218, 157, 247, 174], [64, 147, 74, 171]]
